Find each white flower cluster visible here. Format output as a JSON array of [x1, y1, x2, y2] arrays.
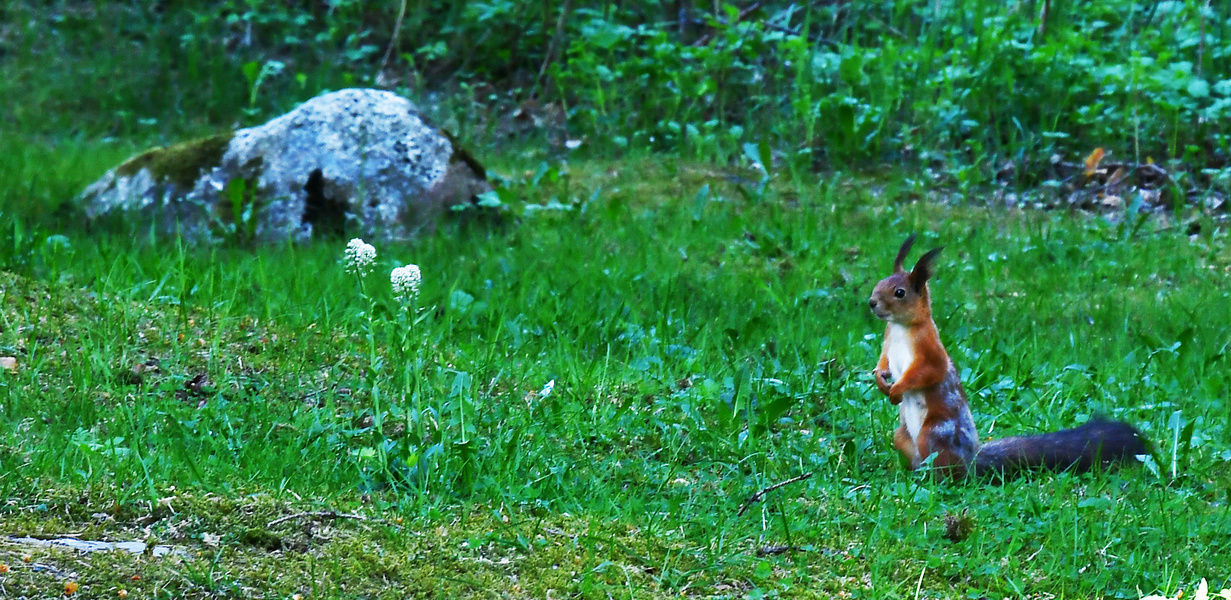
[[390, 264, 422, 303], [343, 238, 377, 276], [343, 239, 425, 305]]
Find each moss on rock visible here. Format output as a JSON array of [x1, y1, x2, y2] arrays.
[[116, 133, 234, 188]]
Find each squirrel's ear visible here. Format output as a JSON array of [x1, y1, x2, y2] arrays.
[[909, 246, 944, 292], [893, 234, 917, 273]]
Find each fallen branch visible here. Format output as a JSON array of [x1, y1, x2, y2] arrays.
[[737, 472, 813, 516], [267, 511, 367, 528], [756, 544, 800, 556]]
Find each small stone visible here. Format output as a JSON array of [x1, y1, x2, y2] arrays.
[[1099, 194, 1124, 209]]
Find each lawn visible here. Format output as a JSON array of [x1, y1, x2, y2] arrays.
[[1, 154, 1229, 598], [2, 1, 1230, 598]]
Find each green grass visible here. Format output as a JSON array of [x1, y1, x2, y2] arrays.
[[1, 157, 1229, 598]]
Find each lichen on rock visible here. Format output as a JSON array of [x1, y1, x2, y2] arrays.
[[79, 88, 493, 243], [114, 133, 235, 189]]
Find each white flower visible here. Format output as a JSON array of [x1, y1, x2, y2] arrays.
[[390, 264, 422, 303], [344, 238, 377, 276], [539, 379, 555, 398]]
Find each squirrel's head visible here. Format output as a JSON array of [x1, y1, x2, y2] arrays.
[[869, 234, 943, 324]]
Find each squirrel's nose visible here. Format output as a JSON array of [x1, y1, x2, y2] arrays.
[[869, 298, 878, 309]]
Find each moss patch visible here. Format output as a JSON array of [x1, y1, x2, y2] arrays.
[[115, 133, 234, 188], [0, 486, 754, 599]]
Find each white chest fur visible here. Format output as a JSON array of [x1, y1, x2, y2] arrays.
[[884, 323, 913, 380], [885, 323, 927, 440]]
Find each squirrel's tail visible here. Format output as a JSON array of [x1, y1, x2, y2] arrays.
[[973, 420, 1147, 478]]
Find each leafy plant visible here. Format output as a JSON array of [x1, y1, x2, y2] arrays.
[[211, 177, 262, 247]]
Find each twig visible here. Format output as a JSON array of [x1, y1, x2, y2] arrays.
[[30, 562, 74, 578], [692, 1, 761, 46], [692, 6, 837, 48], [868, 16, 907, 40], [730, 1, 765, 20], [377, 0, 410, 76], [756, 544, 798, 556], [737, 472, 813, 516], [1196, 0, 1210, 82], [678, 0, 691, 41], [532, 0, 574, 99], [1053, 161, 1174, 187], [1025, 544, 1044, 562], [267, 511, 367, 528], [1037, 0, 1050, 39], [544, 527, 579, 539]]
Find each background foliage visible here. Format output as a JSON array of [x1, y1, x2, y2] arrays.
[[4, 1, 1231, 183]]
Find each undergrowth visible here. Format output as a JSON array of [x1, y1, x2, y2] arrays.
[[3, 1, 1231, 195]]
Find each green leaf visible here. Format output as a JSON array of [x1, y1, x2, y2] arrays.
[[1175, 327, 1196, 364], [449, 290, 475, 312], [743, 142, 764, 170], [449, 371, 473, 398], [1187, 79, 1211, 98], [476, 190, 503, 208], [1077, 497, 1112, 510], [1179, 418, 1195, 460], [692, 183, 710, 221], [838, 54, 864, 86], [761, 393, 798, 424], [757, 141, 772, 178], [731, 365, 748, 417], [241, 61, 260, 86]]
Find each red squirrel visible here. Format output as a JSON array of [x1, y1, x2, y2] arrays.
[[869, 234, 1146, 478]]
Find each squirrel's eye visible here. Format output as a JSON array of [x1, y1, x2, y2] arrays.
[[894, 288, 906, 298]]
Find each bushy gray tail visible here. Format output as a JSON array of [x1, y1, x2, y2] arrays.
[[973, 420, 1147, 478]]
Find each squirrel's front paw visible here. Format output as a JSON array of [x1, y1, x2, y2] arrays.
[[875, 370, 893, 396]]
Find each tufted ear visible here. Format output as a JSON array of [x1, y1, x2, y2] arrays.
[[909, 246, 944, 292], [893, 234, 917, 273]]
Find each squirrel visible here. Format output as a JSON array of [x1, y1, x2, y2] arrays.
[[868, 234, 1147, 478]]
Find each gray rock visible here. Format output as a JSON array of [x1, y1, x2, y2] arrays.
[[79, 88, 491, 242]]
